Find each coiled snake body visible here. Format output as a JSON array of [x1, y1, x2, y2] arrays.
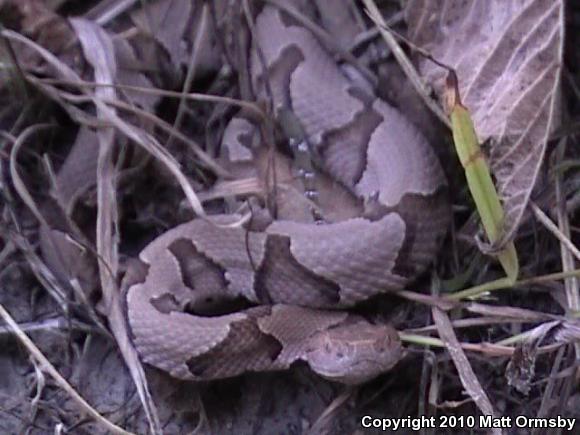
[[122, 5, 449, 384]]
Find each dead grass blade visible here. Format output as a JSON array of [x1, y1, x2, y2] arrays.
[[165, 3, 209, 150], [431, 307, 500, 433], [552, 138, 580, 363], [531, 201, 580, 264], [8, 124, 55, 227], [71, 19, 162, 435]]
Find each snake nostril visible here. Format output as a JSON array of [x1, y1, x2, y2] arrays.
[[374, 339, 389, 353]]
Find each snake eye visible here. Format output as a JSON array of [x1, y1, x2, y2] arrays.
[[333, 342, 353, 359]]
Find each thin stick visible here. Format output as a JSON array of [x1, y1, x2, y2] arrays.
[[531, 201, 580, 263]]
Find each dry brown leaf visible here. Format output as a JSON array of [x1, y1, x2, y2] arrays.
[[505, 321, 559, 395], [69, 17, 119, 300], [406, 0, 564, 245], [0, 0, 82, 70], [130, 0, 192, 68], [114, 37, 159, 112]]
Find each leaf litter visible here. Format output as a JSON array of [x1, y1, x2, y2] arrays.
[[0, 0, 578, 434]]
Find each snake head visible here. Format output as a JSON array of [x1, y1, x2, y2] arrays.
[[304, 322, 403, 384]]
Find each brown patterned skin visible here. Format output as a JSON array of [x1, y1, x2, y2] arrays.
[[122, 5, 449, 384]]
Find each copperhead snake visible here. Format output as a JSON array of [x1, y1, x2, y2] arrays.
[[45, 3, 450, 384]]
